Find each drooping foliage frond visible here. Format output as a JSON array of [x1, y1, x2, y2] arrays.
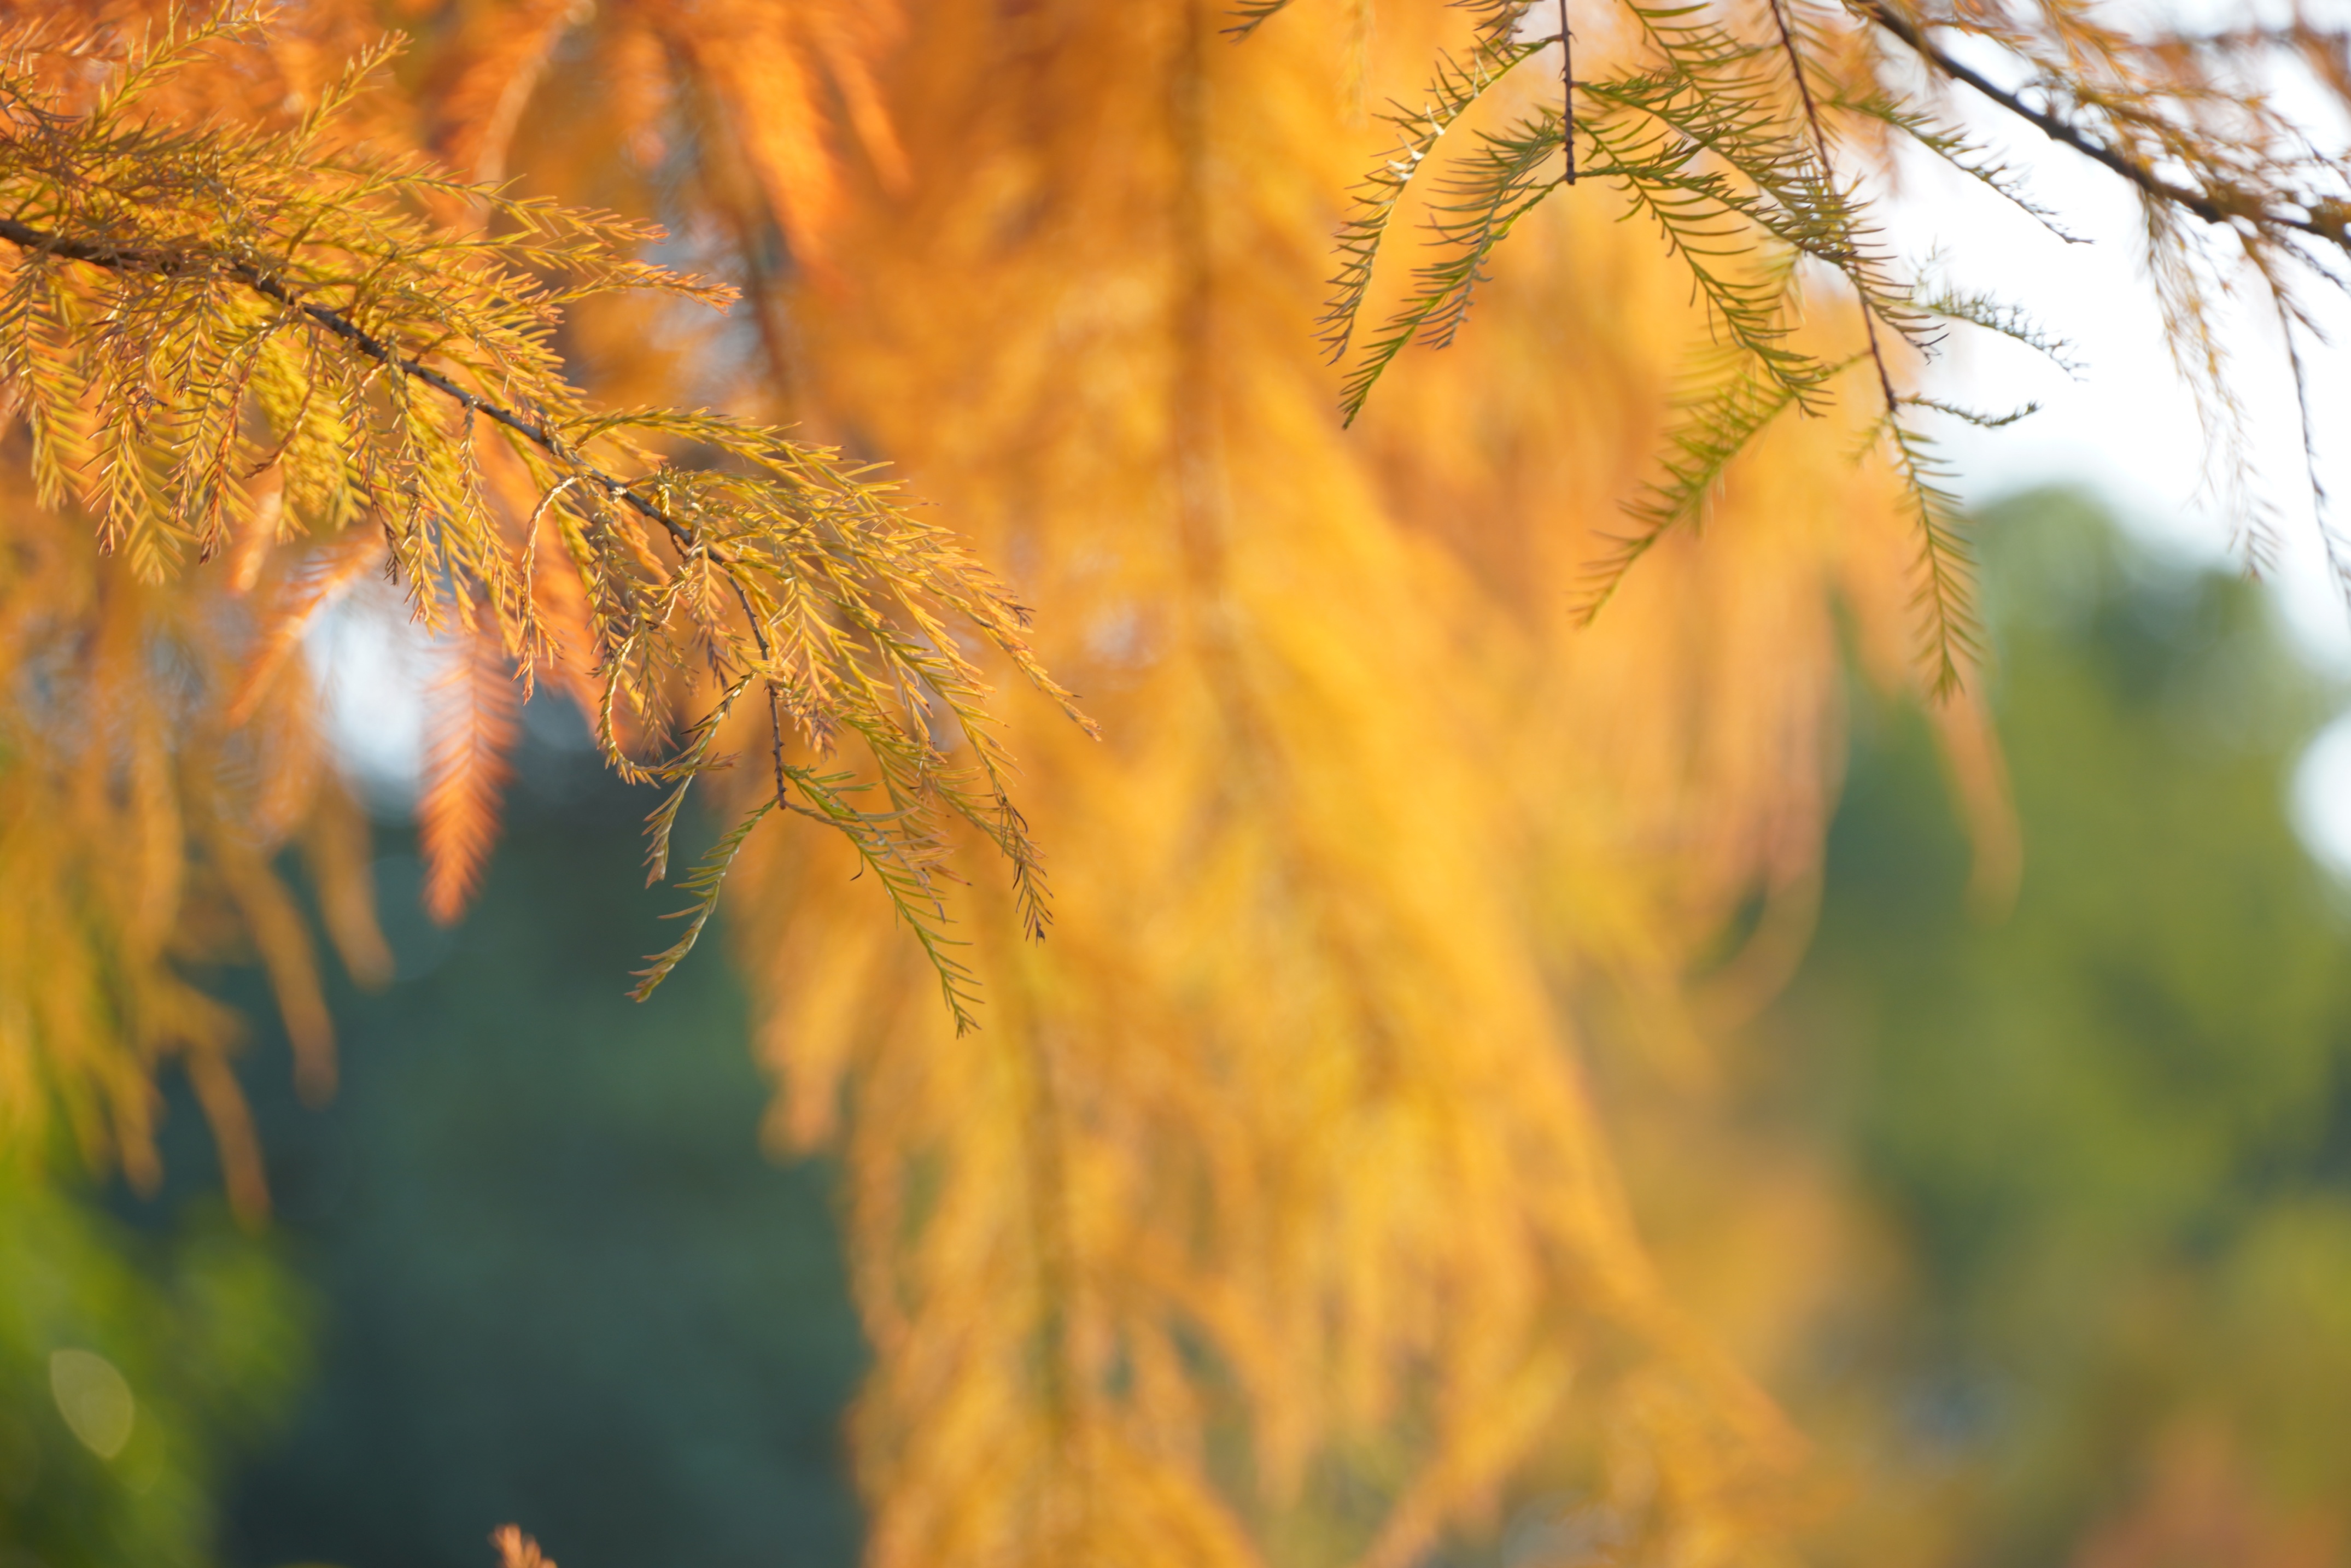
[[1221, 0, 1297, 41], [1880, 413, 1981, 697], [1309, 0, 2351, 690], [1581, 348, 1866, 620], [630, 797, 775, 1003], [1327, 35, 1552, 419], [420, 628, 521, 925], [0, 11, 1085, 1026]]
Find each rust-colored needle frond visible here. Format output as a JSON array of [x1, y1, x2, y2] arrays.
[[489, 1525, 554, 1568], [420, 628, 521, 925]]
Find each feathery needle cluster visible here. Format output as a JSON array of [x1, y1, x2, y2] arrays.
[[0, 12, 1088, 1026], [1243, 0, 2351, 694]]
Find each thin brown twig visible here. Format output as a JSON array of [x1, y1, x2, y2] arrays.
[[1770, 0, 1902, 410], [0, 216, 743, 563], [1862, 2, 2344, 247], [1560, 0, 1576, 184], [0, 214, 802, 811]]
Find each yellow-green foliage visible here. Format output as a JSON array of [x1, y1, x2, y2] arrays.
[[0, 1165, 305, 1566]]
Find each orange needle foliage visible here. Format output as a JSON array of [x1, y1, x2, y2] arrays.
[[712, 2, 1981, 1560], [0, 4, 1079, 1215], [0, 0, 2331, 1563]]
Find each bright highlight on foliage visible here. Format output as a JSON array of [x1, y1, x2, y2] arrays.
[[1, 0, 2346, 1565], [48, 1348, 134, 1460]]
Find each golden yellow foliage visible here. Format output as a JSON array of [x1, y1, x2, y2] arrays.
[[0, 0, 2342, 1562], [0, 470, 384, 1221], [712, 2, 1987, 1560], [0, 5, 1076, 1212]]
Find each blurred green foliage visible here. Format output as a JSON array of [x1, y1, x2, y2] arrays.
[[0, 1165, 305, 1568], [213, 722, 865, 1568], [1773, 488, 2351, 1564], [0, 705, 863, 1568]]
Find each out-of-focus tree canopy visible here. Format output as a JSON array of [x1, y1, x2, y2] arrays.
[[1750, 489, 2351, 1566], [0, 1173, 303, 1568]]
